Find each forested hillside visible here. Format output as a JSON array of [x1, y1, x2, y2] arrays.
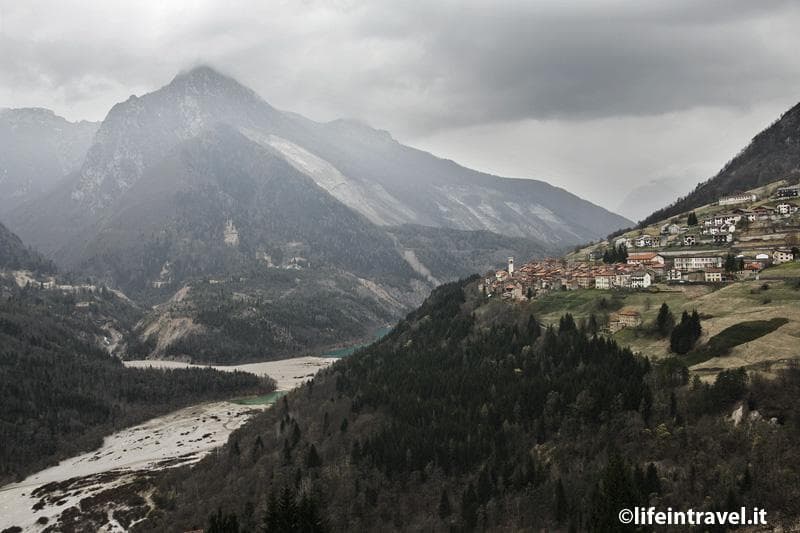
[[137, 278, 800, 531], [0, 283, 274, 484], [641, 101, 800, 226]]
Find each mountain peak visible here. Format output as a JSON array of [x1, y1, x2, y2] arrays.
[[169, 65, 251, 96], [174, 64, 227, 81]]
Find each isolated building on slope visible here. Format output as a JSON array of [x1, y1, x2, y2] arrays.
[[718, 193, 757, 206]]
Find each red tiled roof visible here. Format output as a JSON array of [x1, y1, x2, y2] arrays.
[[628, 252, 659, 260]]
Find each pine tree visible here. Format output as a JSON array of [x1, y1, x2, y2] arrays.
[[263, 491, 279, 532], [527, 314, 540, 341], [559, 313, 576, 334], [669, 391, 678, 418], [739, 466, 752, 493], [617, 243, 628, 263], [669, 310, 701, 354], [655, 303, 675, 337], [477, 467, 493, 504], [438, 488, 452, 519], [305, 444, 322, 469], [588, 314, 599, 336], [645, 463, 661, 495], [724, 253, 739, 273], [690, 310, 702, 339], [589, 454, 637, 532], [251, 435, 264, 462], [554, 477, 567, 523], [277, 486, 299, 532], [297, 492, 327, 532], [208, 508, 240, 533], [461, 483, 479, 529], [687, 212, 698, 226]]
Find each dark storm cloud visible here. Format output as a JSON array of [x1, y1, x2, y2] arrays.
[[340, 0, 800, 131], [2, 0, 799, 131], [1, 0, 800, 211]]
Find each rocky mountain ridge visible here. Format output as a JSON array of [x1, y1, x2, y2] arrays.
[[0, 108, 98, 213]]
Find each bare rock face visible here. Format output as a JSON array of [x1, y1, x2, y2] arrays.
[[729, 402, 747, 426], [729, 401, 770, 427]]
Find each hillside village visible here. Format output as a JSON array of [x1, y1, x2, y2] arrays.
[[481, 179, 800, 332]]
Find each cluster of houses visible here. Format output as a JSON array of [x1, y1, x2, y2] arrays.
[[615, 186, 800, 252], [479, 183, 799, 331], [481, 242, 797, 303], [480, 257, 660, 301]]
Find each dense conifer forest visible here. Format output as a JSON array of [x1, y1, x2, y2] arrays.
[[0, 283, 274, 484], [136, 277, 800, 531]]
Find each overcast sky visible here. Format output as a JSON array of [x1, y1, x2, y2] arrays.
[[2, 0, 800, 217]]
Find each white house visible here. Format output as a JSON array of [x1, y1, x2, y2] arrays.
[[776, 185, 800, 198], [615, 273, 632, 288], [594, 274, 615, 290], [630, 271, 652, 289], [666, 269, 683, 282], [773, 248, 795, 264], [719, 193, 757, 206], [674, 255, 723, 271], [776, 203, 798, 215], [634, 235, 656, 248]]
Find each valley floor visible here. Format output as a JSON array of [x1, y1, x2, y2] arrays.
[[0, 356, 336, 532], [123, 356, 335, 391]]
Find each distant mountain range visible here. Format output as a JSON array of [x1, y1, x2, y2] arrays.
[[0, 108, 98, 214], [641, 101, 800, 227], [2, 66, 632, 361], [7, 67, 629, 258]]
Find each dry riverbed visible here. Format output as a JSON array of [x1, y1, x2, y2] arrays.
[[0, 356, 336, 532]]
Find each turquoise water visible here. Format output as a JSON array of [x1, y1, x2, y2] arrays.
[[231, 390, 288, 405], [321, 326, 392, 358]]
